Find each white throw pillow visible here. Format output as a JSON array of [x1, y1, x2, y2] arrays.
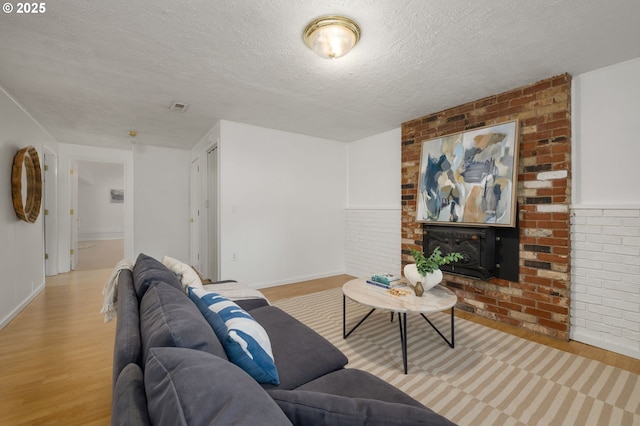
[[161, 256, 203, 290]]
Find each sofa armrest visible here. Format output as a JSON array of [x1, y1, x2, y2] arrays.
[[113, 269, 142, 392], [111, 363, 150, 426]]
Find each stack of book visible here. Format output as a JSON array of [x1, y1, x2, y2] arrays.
[[366, 273, 406, 289]]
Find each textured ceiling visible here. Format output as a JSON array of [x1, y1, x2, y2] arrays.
[[1, 0, 639, 150]]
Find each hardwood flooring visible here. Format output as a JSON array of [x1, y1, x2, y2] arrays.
[[76, 239, 124, 271], [0, 269, 115, 425], [0, 271, 637, 425]]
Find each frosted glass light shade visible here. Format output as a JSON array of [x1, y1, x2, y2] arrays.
[[303, 16, 361, 59]]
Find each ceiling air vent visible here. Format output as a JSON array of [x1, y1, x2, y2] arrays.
[[169, 101, 189, 113]]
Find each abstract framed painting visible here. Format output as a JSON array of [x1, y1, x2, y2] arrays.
[[416, 120, 519, 227], [110, 189, 124, 203]]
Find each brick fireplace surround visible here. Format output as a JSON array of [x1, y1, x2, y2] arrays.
[[401, 74, 571, 340]]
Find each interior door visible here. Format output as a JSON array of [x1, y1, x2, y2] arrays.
[[69, 160, 79, 270], [189, 158, 201, 272], [207, 147, 219, 281]]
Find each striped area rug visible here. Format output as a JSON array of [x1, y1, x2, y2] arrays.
[[274, 288, 640, 426]]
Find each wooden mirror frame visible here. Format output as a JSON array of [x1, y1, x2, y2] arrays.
[[11, 146, 42, 223]]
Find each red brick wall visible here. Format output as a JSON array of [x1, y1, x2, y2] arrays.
[[401, 74, 571, 340]]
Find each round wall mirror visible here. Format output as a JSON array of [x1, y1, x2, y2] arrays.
[[11, 146, 42, 223]]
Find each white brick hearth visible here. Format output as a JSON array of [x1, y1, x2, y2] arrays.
[[571, 206, 640, 359]]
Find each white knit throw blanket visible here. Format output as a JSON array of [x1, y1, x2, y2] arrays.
[[101, 259, 134, 323]]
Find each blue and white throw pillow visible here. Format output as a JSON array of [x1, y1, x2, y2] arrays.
[[188, 288, 280, 385]]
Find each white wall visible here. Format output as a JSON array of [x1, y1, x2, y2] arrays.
[[571, 57, 640, 359], [572, 57, 640, 206], [345, 128, 402, 278], [77, 161, 124, 240], [0, 87, 57, 329], [133, 144, 190, 262], [218, 121, 346, 287], [347, 128, 402, 208]]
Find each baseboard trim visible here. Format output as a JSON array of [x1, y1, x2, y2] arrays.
[[0, 281, 45, 331], [571, 329, 640, 360], [252, 269, 346, 289], [79, 230, 124, 241]]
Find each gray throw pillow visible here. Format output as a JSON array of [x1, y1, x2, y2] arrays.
[[145, 347, 293, 426], [139, 282, 227, 365], [132, 253, 183, 298]]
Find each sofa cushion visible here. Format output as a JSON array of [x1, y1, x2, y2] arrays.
[[249, 305, 348, 390], [145, 347, 292, 426], [139, 282, 226, 366], [161, 255, 204, 290], [296, 368, 425, 408], [132, 253, 183, 299], [236, 298, 270, 311], [188, 288, 279, 385], [268, 389, 456, 426], [111, 363, 150, 426], [112, 269, 142, 391]]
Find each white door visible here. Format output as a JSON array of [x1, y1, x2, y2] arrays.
[[189, 158, 201, 272], [69, 160, 79, 270], [207, 147, 219, 281]]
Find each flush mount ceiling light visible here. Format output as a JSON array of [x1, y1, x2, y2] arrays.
[[128, 130, 138, 145], [303, 15, 361, 59]]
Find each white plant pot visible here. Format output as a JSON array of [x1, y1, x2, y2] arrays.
[[403, 264, 444, 292]]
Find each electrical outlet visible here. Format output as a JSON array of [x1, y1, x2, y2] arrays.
[[232, 253, 238, 262]]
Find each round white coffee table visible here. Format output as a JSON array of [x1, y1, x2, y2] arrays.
[[342, 278, 457, 374]]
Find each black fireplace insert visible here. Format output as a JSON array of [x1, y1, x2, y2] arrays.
[[422, 224, 519, 282]]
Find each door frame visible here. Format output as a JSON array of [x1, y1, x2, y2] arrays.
[[206, 145, 220, 281], [56, 144, 134, 273], [43, 148, 58, 276], [189, 157, 202, 272]]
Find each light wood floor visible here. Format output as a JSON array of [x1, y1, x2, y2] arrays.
[[0, 269, 116, 425], [76, 239, 124, 271], [0, 271, 638, 425]]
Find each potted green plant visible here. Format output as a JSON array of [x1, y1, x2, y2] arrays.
[[404, 247, 463, 295]]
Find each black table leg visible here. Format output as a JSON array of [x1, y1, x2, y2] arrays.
[[419, 307, 455, 348], [398, 312, 408, 374], [343, 295, 376, 339]]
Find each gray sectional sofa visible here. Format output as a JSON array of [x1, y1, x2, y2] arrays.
[[111, 253, 456, 425]]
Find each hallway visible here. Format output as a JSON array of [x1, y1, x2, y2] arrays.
[[76, 239, 124, 271]]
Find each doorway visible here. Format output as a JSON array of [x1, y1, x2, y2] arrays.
[[56, 144, 134, 274], [73, 160, 125, 271]]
